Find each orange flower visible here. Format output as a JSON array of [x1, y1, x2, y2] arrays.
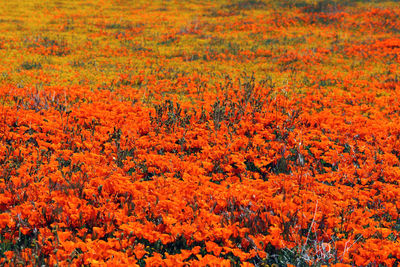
[[205, 241, 222, 256], [3, 251, 14, 259], [134, 244, 147, 260], [20, 227, 31, 235]]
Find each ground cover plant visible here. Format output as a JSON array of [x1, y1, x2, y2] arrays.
[[0, 0, 400, 266]]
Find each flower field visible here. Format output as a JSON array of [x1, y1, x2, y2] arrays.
[[1, 0, 400, 265]]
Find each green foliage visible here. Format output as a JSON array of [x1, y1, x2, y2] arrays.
[[20, 60, 42, 70]]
